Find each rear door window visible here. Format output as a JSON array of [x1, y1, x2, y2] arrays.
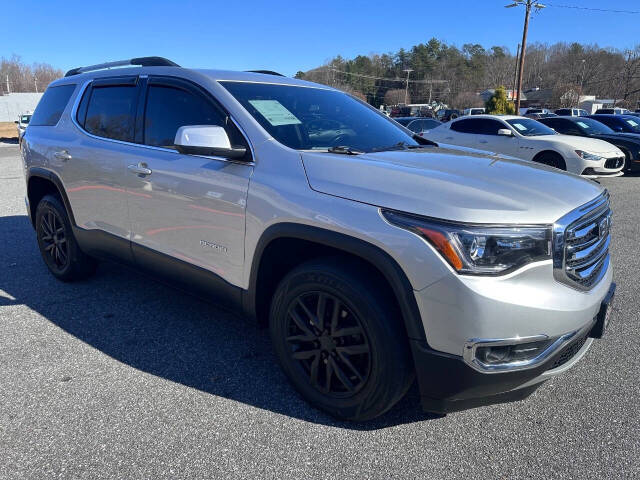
[[450, 119, 477, 133], [30, 84, 76, 126], [83, 83, 138, 142]]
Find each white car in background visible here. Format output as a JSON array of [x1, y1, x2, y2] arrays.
[[426, 114, 625, 177], [15, 112, 32, 141]]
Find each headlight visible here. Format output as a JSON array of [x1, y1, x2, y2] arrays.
[[575, 150, 604, 161], [382, 210, 551, 275]]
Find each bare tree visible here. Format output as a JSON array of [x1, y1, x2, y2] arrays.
[[1, 55, 65, 94]]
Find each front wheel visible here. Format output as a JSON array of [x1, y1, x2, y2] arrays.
[[269, 258, 414, 421], [534, 152, 567, 170], [35, 194, 97, 281]]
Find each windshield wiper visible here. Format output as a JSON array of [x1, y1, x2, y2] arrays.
[[370, 141, 429, 152], [326, 145, 363, 155]]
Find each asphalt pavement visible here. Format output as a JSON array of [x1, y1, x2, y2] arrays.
[[1, 144, 638, 479]]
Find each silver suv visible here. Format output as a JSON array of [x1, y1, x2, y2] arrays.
[[21, 57, 616, 421]]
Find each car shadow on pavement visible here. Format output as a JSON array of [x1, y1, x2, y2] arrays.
[[0, 214, 441, 430]]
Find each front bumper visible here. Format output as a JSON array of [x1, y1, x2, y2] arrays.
[[410, 261, 615, 413]]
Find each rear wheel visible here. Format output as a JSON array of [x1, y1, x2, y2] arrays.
[[35, 194, 97, 281], [269, 258, 414, 421], [534, 151, 566, 170]]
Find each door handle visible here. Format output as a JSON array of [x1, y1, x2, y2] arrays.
[[53, 150, 72, 161], [128, 163, 152, 176]]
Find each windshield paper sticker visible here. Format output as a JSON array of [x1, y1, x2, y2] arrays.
[[248, 100, 302, 126], [512, 123, 527, 131], [626, 119, 639, 127], [577, 121, 589, 128]]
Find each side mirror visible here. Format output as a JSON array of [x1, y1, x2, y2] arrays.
[[14, 120, 18, 124], [174, 125, 247, 160], [497, 128, 513, 137]]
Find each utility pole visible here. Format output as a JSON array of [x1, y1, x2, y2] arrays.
[[34, 77, 38, 93], [506, 1, 545, 113], [403, 69, 413, 104], [6, 75, 10, 94], [512, 43, 520, 102], [578, 59, 586, 103]]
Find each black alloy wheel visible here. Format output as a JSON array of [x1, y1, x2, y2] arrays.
[[269, 258, 415, 421], [39, 207, 69, 271], [285, 291, 371, 397], [35, 194, 97, 281]]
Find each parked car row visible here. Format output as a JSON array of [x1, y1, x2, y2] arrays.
[[425, 113, 640, 176]]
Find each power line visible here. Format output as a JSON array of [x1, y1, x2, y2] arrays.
[[320, 67, 448, 84], [544, 3, 640, 14]]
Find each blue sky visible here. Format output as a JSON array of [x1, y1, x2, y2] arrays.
[[3, 0, 640, 76]]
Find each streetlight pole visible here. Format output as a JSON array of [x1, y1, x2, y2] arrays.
[[403, 69, 413, 104], [506, 1, 545, 113], [578, 59, 586, 103]]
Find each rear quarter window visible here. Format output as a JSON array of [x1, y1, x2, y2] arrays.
[[30, 84, 76, 126]]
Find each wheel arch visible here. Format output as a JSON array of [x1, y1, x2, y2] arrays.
[[243, 222, 426, 342], [532, 149, 567, 170], [26, 168, 76, 228]]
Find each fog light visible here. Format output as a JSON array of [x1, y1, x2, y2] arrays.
[[475, 339, 554, 366]]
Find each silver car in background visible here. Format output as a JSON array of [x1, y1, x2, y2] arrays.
[[21, 57, 616, 421]]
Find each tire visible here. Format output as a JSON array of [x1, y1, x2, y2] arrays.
[[269, 257, 414, 421], [619, 148, 631, 172], [534, 151, 566, 170], [35, 194, 97, 281]]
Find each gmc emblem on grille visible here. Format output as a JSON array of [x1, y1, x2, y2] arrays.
[[598, 217, 610, 239]]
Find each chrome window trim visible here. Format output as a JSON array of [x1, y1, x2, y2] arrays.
[[552, 190, 611, 291], [463, 317, 595, 374], [70, 78, 256, 166]]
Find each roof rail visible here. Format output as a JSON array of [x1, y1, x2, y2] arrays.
[[246, 70, 285, 77], [64, 56, 180, 77]]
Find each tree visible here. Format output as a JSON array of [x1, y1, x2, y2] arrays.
[[294, 71, 305, 79], [452, 91, 484, 109], [485, 86, 516, 114], [384, 89, 409, 106], [0, 55, 63, 94]]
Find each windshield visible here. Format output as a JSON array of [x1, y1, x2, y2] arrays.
[[506, 118, 556, 136], [20, 115, 31, 124], [573, 118, 614, 134], [220, 82, 417, 152]]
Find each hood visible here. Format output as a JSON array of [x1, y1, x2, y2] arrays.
[[604, 132, 640, 142], [301, 147, 604, 224], [529, 134, 623, 155]]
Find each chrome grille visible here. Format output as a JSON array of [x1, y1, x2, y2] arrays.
[[552, 191, 611, 290], [604, 157, 624, 169]]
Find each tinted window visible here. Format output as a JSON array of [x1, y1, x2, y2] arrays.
[[221, 81, 416, 152], [544, 118, 580, 135], [84, 85, 138, 142], [407, 120, 423, 133], [450, 118, 504, 135], [30, 84, 76, 126], [555, 109, 570, 116], [477, 119, 506, 135], [572, 118, 614, 134], [450, 119, 476, 133], [144, 85, 226, 147], [422, 119, 441, 129]]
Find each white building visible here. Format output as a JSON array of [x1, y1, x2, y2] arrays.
[[0, 92, 43, 122]]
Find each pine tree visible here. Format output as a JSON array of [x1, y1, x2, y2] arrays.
[[485, 86, 516, 114]]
